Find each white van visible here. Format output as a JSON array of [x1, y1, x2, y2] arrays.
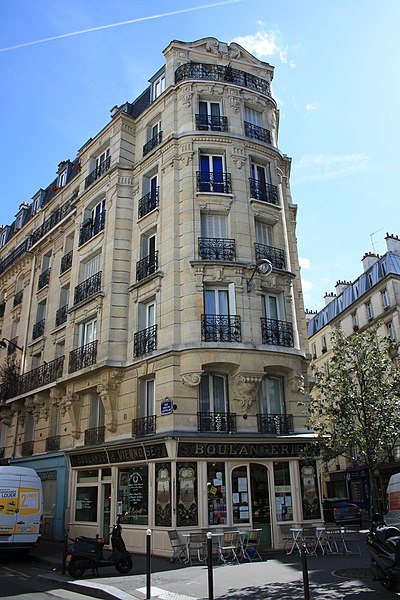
[[0, 465, 43, 551], [385, 472, 400, 527]]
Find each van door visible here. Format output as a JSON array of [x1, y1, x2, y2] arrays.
[[15, 478, 42, 542], [0, 474, 19, 543]]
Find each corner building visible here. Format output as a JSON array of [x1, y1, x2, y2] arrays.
[[0, 37, 319, 554]]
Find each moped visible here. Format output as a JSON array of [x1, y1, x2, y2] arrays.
[[67, 519, 133, 578], [365, 513, 400, 592]]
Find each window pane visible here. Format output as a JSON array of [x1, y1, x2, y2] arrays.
[[155, 463, 172, 527], [217, 290, 229, 315], [75, 486, 98, 522], [176, 462, 198, 527], [118, 466, 149, 525], [212, 375, 226, 412], [199, 375, 210, 413], [205, 290, 216, 314], [232, 467, 249, 524], [207, 463, 226, 525], [273, 462, 293, 521], [77, 469, 98, 483]]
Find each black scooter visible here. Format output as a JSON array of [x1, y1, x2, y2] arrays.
[[365, 513, 400, 592], [67, 519, 133, 578]]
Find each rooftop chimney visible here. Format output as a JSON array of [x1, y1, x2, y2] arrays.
[[362, 252, 379, 272], [305, 309, 318, 322], [335, 280, 351, 296], [324, 292, 336, 306], [385, 232, 400, 255]]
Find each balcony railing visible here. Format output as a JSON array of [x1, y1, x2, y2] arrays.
[[37, 268, 51, 291], [79, 212, 106, 246], [55, 304, 68, 327], [32, 319, 45, 340], [195, 114, 228, 131], [254, 243, 286, 270], [0, 302, 5, 318], [257, 413, 294, 435], [84, 425, 105, 446], [13, 290, 23, 307], [74, 271, 102, 305], [30, 200, 75, 246], [21, 441, 34, 457], [197, 171, 232, 194], [197, 412, 237, 433], [175, 63, 271, 97], [84, 156, 111, 189], [45, 435, 60, 452], [0, 238, 30, 277], [201, 314, 241, 342], [198, 237, 236, 261], [60, 250, 73, 274], [143, 131, 162, 156], [138, 188, 159, 219], [136, 253, 158, 282], [244, 121, 272, 144], [17, 356, 65, 396], [134, 325, 157, 357], [69, 340, 97, 373], [261, 318, 294, 347], [249, 179, 279, 205], [132, 415, 156, 437]]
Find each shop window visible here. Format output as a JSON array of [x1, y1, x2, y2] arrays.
[[176, 462, 198, 527], [232, 466, 250, 524], [155, 463, 172, 527], [118, 466, 148, 525], [207, 462, 227, 526], [75, 469, 99, 522], [273, 462, 293, 521], [299, 461, 321, 521]]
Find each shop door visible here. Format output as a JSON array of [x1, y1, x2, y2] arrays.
[[250, 464, 271, 548], [101, 483, 111, 543]]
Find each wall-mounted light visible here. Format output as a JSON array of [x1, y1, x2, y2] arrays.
[[246, 259, 273, 292], [0, 337, 24, 352]]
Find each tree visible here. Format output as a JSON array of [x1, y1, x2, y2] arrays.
[[307, 326, 400, 512], [0, 358, 20, 402]]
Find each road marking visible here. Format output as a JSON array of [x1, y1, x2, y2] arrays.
[[136, 587, 198, 600], [1, 566, 31, 579]]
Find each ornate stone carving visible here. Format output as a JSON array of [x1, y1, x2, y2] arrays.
[[181, 372, 203, 387], [33, 392, 50, 422], [60, 393, 83, 439], [0, 405, 12, 425], [97, 370, 124, 432], [233, 374, 263, 413], [289, 374, 305, 394], [229, 96, 241, 113]]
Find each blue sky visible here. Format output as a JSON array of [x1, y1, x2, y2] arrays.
[[1, 0, 399, 311]]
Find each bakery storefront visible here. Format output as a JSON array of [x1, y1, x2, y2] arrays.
[[67, 439, 321, 555]]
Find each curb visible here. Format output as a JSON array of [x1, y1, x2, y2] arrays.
[[38, 573, 143, 600]]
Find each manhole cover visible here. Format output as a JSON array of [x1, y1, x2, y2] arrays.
[[334, 568, 374, 580]]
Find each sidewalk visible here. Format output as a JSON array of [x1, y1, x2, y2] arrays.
[[31, 537, 391, 600]]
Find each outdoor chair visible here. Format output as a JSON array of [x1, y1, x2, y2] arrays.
[[242, 528, 263, 561], [218, 530, 240, 564], [188, 532, 207, 564], [168, 530, 187, 563]]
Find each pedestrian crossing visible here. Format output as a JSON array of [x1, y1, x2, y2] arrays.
[[136, 587, 198, 600]]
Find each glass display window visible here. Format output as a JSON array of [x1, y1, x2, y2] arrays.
[[118, 466, 148, 525], [207, 462, 227, 526], [232, 466, 250, 524], [273, 462, 293, 521]]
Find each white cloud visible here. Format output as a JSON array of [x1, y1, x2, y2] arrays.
[[299, 257, 311, 269], [301, 278, 313, 291], [232, 31, 295, 67], [305, 102, 318, 111], [293, 153, 370, 183]]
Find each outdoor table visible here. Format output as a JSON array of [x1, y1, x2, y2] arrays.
[[287, 528, 304, 555]]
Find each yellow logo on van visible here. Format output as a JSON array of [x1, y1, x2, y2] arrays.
[[0, 487, 18, 514], [18, 488, 40, 516]]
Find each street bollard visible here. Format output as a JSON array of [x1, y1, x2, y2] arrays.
[[62, 532, 68, 575], [300, 543, 310, 600], [207, 532, 214, 600], [146, 529, 152, 600]]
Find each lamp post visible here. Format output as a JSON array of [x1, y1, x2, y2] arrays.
[[0, 338, 24, 352], [246, 258, 273, 292]]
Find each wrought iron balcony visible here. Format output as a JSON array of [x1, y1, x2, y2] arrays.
[[195, 114, 228, 131], [13, 290, 23, 307], [84, 155, 111, 189], [244, 121, 272, 144], [249, 178, 279, 205], [257, 413, 294, 435], [45, 435, 60, 452], [261, 318, 294, 347], [74, 271, 102, 305], [84, 425, 105, 446], [21, 441, 34, 457], [17, 356, 64, 396], [143, 131, 162, 156], [132, 415, 156, 437], [7, 337, 20, 356], [0, 238, 30, 277], [134, 325, 157, 357], [79, 212, 106, 246], [32, 319, 45, 340], [0, 302, 5, 318], [197, 171, 232, 194], [55, 304, 68, 327], [197, 412, 237, 433], [201, 314, 241, 342], [30, 200, 75, 246], [37, 268, 51, 291], [198, 237, 236, 261], [138, 188, 159, 219], [254, 243, 286, 270], [175, 63, 271, 97], [60, 250, 73, 274], [69, 340, 98, 373], [136, 252, 158, 282]]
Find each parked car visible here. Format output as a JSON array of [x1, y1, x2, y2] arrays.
[[323, 497, 362, 526]]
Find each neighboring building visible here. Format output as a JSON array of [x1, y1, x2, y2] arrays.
[[0, 37, 317, 553], [307, 233, 400, 512]]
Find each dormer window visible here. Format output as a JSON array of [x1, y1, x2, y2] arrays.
[[58, 170, 67, 188], [0, 226, 9, 248], [153, 75, 165, 100]]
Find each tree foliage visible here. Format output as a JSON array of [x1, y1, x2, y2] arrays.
[[0, 359, 19, 402], [308, 326, 400, 509]]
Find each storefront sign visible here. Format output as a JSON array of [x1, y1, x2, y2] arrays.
[[69, 442, 167, 467], [178, 441, 309, 459]]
